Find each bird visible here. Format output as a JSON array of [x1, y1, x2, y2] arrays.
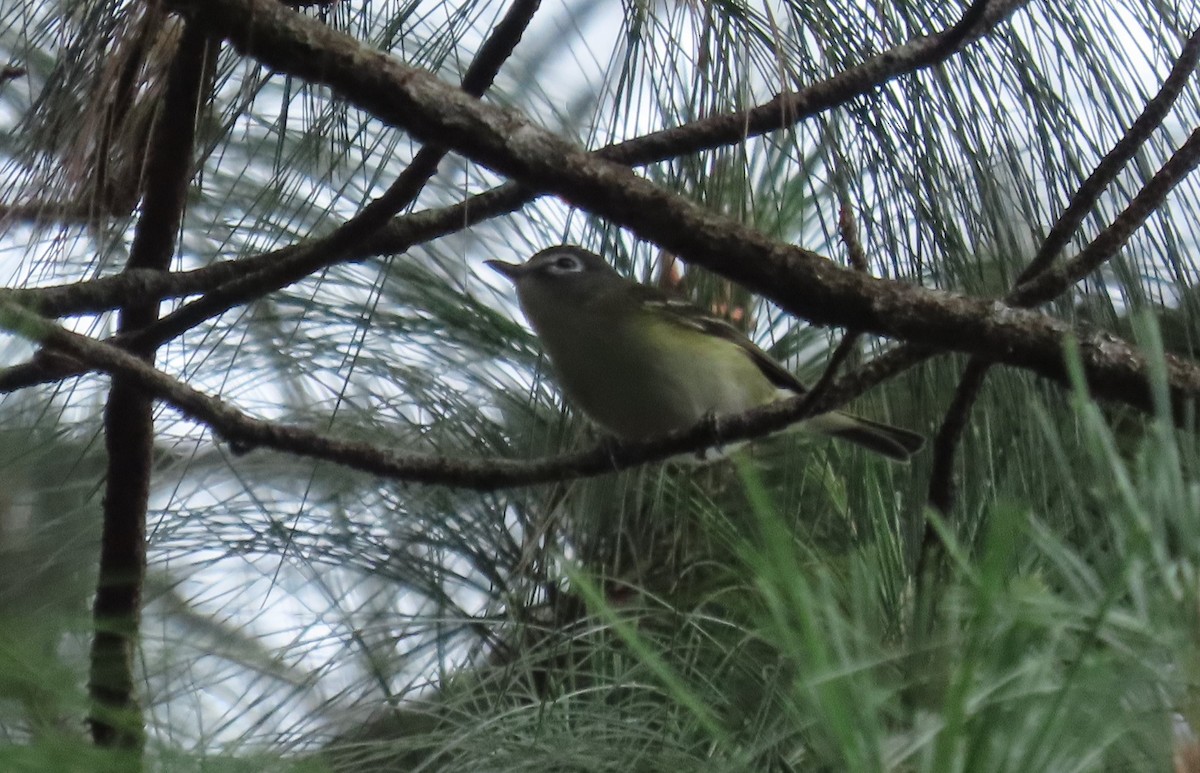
[[486, 245, 924, 461]]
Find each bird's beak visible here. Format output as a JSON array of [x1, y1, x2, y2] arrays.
[[485, 259, 524, 281]]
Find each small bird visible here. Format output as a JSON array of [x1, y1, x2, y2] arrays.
[[487, 245, 924, 461]]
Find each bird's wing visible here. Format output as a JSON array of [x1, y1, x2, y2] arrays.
[[635, 286, 809, 395]]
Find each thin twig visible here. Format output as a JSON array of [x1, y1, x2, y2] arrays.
[[1009, 125, 1200, 307], [804, 200, 871, 407], [838, 198, 871, 274], [1015, 26, 1200, 286]]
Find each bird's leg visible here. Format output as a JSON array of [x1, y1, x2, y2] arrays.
[[695, 412, 724, 462]]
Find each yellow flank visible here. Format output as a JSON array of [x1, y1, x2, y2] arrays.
[[533, 305, 780, 440]]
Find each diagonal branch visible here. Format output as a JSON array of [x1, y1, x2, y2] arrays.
[[159, 0, 1200, 417], [927, 26, 1200, 515], [7, 0, 1017, 326], [1009, 127, 1200, 308], [595, 0, 1018, 167], [1014, 27, 1200, 288]]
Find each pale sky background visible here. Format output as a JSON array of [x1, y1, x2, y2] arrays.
[[0, 0, 1196, 751]]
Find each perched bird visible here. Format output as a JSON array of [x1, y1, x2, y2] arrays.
[[487, 245, 924, 461]]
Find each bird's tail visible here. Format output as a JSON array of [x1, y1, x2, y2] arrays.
[[803, 411, 925, 462]]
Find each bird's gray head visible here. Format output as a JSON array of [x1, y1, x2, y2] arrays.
[[486, 246, 623, 309], [487, 245, 617, 283]]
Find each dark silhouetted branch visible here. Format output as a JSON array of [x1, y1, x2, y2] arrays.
[[88, 20, 213, 754]]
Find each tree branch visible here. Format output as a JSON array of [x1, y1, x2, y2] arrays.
[[926, 25, 1200, 517], [594, 0, 1020, 168], [157, 0, 1200, 418], [0, 299, 918, 490], [916, 25, 1200, 621], [1014, 26, 1200, 287], [1009, 126, 1200, 308], [6, 0, 1019, 325], [0, 296, 1188, 494]]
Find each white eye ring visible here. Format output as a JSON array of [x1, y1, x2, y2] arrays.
[[545, 254, 583, 274]]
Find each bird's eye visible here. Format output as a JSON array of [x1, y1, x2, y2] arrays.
[[548, 255, 582, 273]]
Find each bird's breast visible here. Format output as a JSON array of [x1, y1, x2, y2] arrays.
[[527, 307, 777, 439]]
